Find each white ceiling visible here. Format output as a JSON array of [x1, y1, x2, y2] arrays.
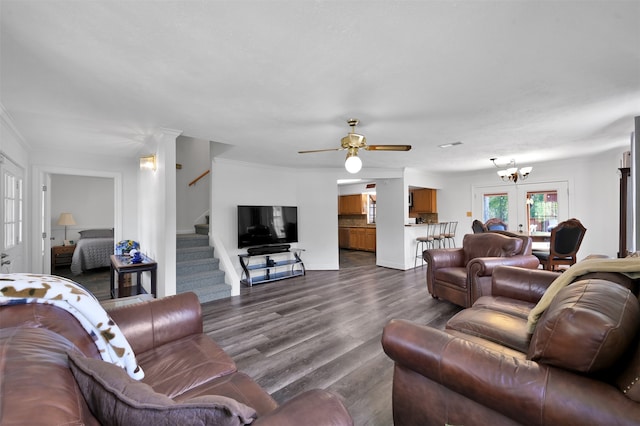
[[2, 1, 639, 173]]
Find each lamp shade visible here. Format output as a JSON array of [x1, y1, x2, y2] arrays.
[[57, 213, 76, 226]]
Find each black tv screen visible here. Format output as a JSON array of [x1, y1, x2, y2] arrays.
[[237, 205, 298, 248]]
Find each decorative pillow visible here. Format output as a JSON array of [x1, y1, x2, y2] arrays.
[[528, 279, 640, 374], [68, 351, 257, 426], [79, 228, 114, 239]]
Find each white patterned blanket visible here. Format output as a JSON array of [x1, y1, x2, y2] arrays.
[[0, 273, 144, 380]]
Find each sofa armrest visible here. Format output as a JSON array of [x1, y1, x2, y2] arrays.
[[108, 292, 203, 354], [381, 319, 639, 425], [253, 389, 353, 426], [423, 248, 464, 269], [467, 255, 540, 278], [491, 266, 560, 303]]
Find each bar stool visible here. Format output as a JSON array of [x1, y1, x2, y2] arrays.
[[414, 223, 436, 267], [444, 221, 458, 247], [433, 222, 448, 248]]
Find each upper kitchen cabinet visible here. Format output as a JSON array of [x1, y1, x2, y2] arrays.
[[411, 188, 437, 213], [339, 194, 368, 215]]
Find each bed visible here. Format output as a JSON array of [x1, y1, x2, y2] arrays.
[[70, 228, 114, 275]]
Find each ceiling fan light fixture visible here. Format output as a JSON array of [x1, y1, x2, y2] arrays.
[[345, 148, 362, 174]]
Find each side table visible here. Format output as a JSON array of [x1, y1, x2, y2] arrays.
[[110, 254, 157, 298], [51, 245, 76, 270]]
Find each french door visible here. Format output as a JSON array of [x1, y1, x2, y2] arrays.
[[473, 181, 569, 233], [0, 154, 25, 272]]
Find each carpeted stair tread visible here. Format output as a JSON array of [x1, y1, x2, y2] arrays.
[[176, 258, 221, 275], [177, 233, 209, 249], [176, 246, 215, 262], [176, 232, 228, 303], [188, 284, 231, 303]]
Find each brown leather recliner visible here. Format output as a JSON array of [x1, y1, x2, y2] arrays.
[[382, 265, 640, 425], [423, 232, 540, 307]]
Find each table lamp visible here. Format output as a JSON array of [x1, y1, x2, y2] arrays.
[[57, 213, 76, 245]]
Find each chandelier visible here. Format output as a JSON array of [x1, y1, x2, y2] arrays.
[[490, 158, 532, 183]]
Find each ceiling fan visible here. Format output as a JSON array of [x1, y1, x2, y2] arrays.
[[298, 118, 412, 173]]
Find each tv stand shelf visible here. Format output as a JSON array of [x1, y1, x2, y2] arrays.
[[239, 248, 305, 287]]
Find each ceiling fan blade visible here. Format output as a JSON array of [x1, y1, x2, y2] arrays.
[[365, 145, 412, 151], [298, 148, 342, 154]]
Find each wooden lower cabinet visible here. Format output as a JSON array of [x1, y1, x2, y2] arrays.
[[339, 227, 376, 252]]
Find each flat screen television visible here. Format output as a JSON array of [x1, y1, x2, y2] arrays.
[[237, 205, 298, 248]]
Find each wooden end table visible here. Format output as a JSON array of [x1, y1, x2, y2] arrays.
[[110, 254, 157, 298]]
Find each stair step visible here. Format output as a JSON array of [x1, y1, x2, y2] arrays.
[[176, 233, 229, 303], [176, 258, 220, 275], [177, 233, 209, 249], [177, 269, 226, 291], [188, 283, 232, 304], [177, 246, 214, 262], [194, 224, 209, 236]]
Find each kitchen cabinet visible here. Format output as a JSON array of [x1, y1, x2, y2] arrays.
[[411, 188, 437, 213], [339, 228, 350, 248], [339, 194, 368, 215], [339, 227, 376, 252]]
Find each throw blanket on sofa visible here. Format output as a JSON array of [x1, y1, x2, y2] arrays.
[[0, 273, 144, 380], [527, 257, 640, 333]]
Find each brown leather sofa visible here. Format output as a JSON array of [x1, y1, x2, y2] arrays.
[[0, 291, 353, 425], [423, 232, 540, 307], [382, 265, 640, 425]]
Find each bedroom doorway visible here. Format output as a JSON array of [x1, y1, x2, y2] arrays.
[[32, 166, 121, 275]]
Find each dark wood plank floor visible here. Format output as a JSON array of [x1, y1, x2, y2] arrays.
[[201, 250, 461, 426], [56, 251, 462, 425]]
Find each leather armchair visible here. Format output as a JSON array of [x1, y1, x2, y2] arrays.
[[423, 232, 540, 307], [382, 265, 640, 425]]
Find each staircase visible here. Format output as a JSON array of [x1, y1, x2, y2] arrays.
[[176, 233, 230, 303]]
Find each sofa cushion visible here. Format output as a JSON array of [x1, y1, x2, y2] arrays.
[[528, 279, 640, 373], [463, 233, 523, 265], [446, 307, 531, 353], [135, 333, 237, 399], [68, 351, 257, 426]]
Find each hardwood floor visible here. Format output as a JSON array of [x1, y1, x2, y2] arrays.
[[57, 250, 462, 425], [201, 250, 461, 425]]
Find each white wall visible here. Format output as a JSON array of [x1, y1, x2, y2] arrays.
[[51, 174, 114, 244], [376, 178, 407, 269], [176, 136, 210, 233], [435, 147, 626, 259]]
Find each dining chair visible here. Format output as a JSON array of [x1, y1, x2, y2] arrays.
[[532, 218, 587, 271], [472, 219, 486, 233], [484, 218, 508, 231]]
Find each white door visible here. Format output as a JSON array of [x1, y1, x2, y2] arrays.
[[473, 181, 569, 232], [0, 155, 25, 272]]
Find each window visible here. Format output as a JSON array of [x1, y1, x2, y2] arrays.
[[3, 170, 23, 249], [482, 192, 509, 224], [474, 181, 568, 234], [527, 190, 558, 233]]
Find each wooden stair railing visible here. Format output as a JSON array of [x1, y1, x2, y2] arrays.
[[189, 170, 210, 187]]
